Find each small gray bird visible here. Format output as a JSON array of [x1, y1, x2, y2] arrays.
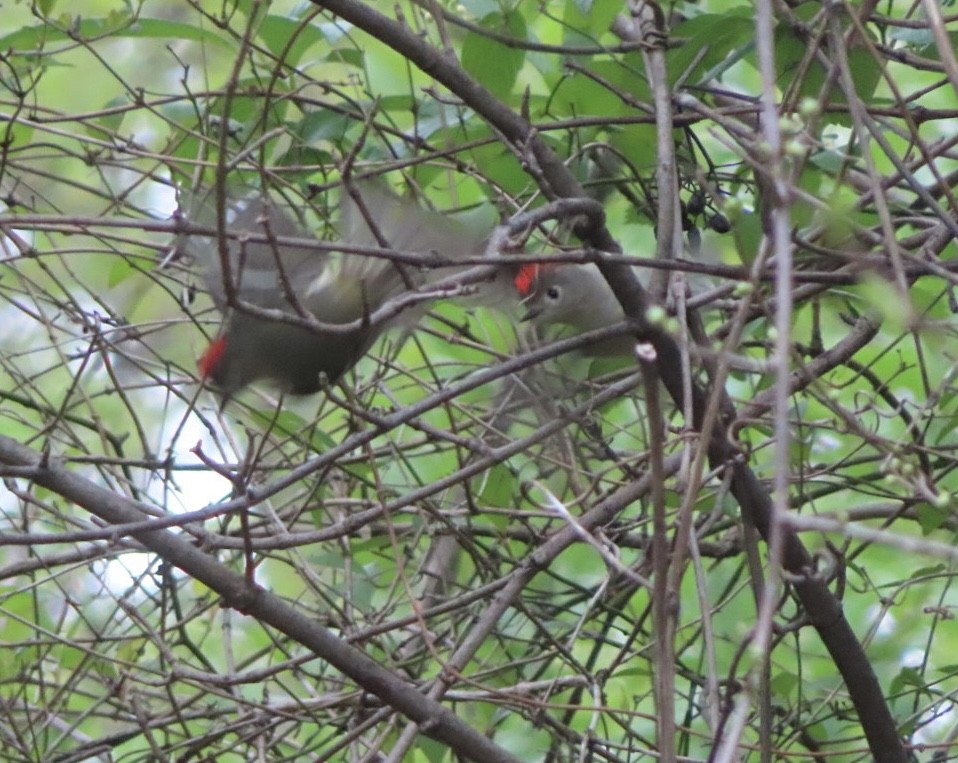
[[514, 262, 625, 330], [513, 262, 640, 358], [179, 183, 484, 398]]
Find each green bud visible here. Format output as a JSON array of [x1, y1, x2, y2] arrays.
[[785, 138, 807, 158], [646, 305, 667, 325], [798, 98, 821, 120]]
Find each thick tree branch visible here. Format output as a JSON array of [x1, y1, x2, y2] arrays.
[[0, 435, 522, 763], [306, 2, 907, 760]]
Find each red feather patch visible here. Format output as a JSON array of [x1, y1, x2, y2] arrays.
[[198, 336, 227, 379], [513, 264, 540, 297]]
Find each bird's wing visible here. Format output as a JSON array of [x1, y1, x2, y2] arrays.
[[178, 187, 328, 313]]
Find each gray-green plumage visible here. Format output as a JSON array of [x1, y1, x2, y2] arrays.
[[517, 263, 638, 357], [179, 184, 483, 397]]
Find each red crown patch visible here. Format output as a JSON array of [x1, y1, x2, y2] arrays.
[[513, 263, 541, 297]]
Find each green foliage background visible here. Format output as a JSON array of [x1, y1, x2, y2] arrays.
[[1, 1, 957, 761]]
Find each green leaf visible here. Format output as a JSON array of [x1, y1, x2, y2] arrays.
[[551, 60, 649, 118], [910, 563, 946, 579], [203, 79, 292, 139], [770, 670, 799, 698], [562, 0, 620, 40], [473, 463, 516, 507], [614, 663, 653, 678], [293, 110, 354, 145], [95, 95, 129, 135], [258, 14, 327, 65], [810, 146, 852, 175], [731, 210, 762, 266], [888, 25, 935, 48], [418, 737, 449, 763], [3, 118, 35, 151], [609, 123, 657, 174], [669, 9, 755, 86], [890, 665, 927, 696], [120, 18, 234, 46], [276, 144, 335, 170], [0, 17, 233, 51], [776, 4, 880, 117], [915, 503, 949, 535], [325, 47, 365, 68], [309, 549, 348, 570], [107, 256, 135, 288], [461, 11, 527, 101], [463, 131, 528, 194]]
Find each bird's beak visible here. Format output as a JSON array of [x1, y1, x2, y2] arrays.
[[519, 304, 542, 322]]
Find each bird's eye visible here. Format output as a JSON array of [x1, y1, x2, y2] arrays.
[[546, 286, 560, 300]]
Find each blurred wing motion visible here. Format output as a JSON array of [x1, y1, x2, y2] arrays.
[[178, 183, 484, 397]]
